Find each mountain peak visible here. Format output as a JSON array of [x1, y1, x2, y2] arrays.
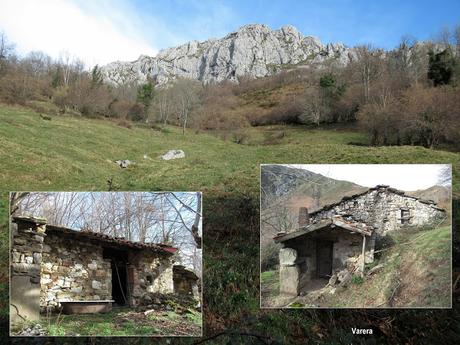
[[101, 24, 354, 86]]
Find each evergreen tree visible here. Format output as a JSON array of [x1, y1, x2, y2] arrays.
[[428, 48, 457, 86], [91, 64, 103, 87], [137, 80, 154, 107]]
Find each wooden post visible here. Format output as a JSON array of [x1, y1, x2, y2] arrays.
[[361, 235, 366, 277]]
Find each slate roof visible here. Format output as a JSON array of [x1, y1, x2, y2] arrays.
[[308, 185, 445, 217], [274, 215, 373, 243], [13, 216, 177, 255]]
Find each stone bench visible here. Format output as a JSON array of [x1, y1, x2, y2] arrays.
[[59, 300, 115, 314]]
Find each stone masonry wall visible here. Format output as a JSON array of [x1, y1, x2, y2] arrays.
[[12, 216, 175, 313], [281, 227, 374, 294], [310, 188, 445, 235], [40, 233, 111, 310], [129, 251, 173, 305], [10, 217, 46, 324]]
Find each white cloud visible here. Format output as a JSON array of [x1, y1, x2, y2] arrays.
[[291, 164, 450, 191], [0, 0, 157, 67]]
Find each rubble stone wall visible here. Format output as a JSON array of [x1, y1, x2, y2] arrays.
[[129, 251, 173, 305], [12, 216, 176, 313], [280, 226, 376, 294], [40, 233, 112, 310], [10, 218, 46, 323], [310, 188, 445, 235]]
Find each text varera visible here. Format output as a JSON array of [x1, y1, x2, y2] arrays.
[[352, 328, 373, 335]]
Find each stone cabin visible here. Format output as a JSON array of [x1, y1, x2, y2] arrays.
[[10, 216, 178, 324], [273, 185, 446, 295]]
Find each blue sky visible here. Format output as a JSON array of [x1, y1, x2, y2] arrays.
[[0, 0, 459, 65]]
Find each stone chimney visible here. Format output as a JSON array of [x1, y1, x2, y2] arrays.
[[298, 207, 309, 227]]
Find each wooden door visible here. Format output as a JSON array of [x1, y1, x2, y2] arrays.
[[316, 240, 333, 278]]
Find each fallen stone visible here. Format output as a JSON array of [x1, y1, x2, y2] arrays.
[[337, 269, 352, 286], [160, 150, 185, 160], [328, 274, 338, 286], [17, 323, 46, 336], [367, 264, 384, 276], [115, 160, 133, 168]]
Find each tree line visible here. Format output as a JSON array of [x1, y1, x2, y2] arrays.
[[0, 25, 459, 149]]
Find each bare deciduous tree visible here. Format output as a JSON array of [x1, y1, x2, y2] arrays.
[[15, 192, 202, 274], [171, 79, 202, 134]]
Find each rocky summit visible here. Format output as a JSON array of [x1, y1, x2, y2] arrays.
[[101, 24, 356, 85]]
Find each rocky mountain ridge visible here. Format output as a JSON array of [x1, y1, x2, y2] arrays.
[[101, 24, 356, 85]]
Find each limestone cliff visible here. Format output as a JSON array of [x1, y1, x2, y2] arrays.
[[101, 24, 356, 85]]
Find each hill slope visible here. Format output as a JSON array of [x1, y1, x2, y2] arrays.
[[296, 225, 452, 308]]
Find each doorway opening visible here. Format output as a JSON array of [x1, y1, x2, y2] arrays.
[[103, 247, 129, 306], [316, 240, 333, 278]]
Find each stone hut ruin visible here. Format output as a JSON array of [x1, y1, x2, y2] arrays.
[[10, 215, 178, 325], [173, 265, 200, 298], [274, 185, 446, 296]]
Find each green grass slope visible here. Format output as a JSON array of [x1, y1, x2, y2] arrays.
[[326, 226, 452, 308], [1, 104, 459, 193], [1, 104, 460, 343]]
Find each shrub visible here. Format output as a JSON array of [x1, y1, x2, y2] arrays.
[[351, 275, 364, 285], [248, 98, 303, 126]]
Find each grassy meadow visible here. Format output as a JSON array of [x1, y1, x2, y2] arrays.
[[1, 103, 459, 343]]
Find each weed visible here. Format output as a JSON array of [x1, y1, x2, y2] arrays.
[[351, 275, 364, 285]]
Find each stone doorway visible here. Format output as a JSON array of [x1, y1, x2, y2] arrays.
[[316, 240, 333, 278], [103, 247, 129, 306]]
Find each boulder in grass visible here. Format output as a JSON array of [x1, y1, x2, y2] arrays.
[[160, 150, 185, 160], [115, 160, 132, 168]]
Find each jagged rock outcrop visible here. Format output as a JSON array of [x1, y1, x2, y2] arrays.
[[102, 24, 356, 85]]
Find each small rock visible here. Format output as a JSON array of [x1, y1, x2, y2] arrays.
[[337, 269, 352, 286], [33, 252, 42, 264], [115, 160, 133, 168], [92, 280, 102, 290], [141, 294, 152, 304], [144, 309, 155, 316], [160, 150, 185, 160], [70, 286, 82, 294], [328, 274, 338, 286], [88, 261, 98, 270]]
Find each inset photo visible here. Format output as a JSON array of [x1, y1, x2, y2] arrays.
[[260, 164, 452, 309], [9, 192, 202, 337]]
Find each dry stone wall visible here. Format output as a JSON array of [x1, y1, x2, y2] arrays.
[[310, 187, 445, 235], [11, 215, 176, 315], [40, 232, 111, 310], [129, 251, 173, 304], [10, 217, 47, 323]]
